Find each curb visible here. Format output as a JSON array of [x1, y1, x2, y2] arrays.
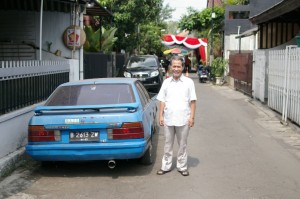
[[0, 147, 25, 178]]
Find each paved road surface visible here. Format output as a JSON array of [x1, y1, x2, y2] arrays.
[[1, 74, 300, 199]]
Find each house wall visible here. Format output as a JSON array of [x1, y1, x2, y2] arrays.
[[0, 10, 36, 43], [258, 22, 299, 49], [224, 0, 284, 89], [0, 10, 80, 60], [224, 5, 255, 35], [39, 11, 79, 59], [224, 34, 255, 60], [224, 0, 283, 36]]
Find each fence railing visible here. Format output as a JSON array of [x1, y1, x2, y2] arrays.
[[268, 46, 300, 125], [0, 60, 69, 115]]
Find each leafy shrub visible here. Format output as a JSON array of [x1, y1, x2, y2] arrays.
[[211, 57, 228, 77]]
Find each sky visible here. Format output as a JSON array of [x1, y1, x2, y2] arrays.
[[163, 0, 207, 21]]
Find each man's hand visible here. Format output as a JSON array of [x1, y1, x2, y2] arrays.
[[159, 117, 164, 126], [188, 117, 194, 127]]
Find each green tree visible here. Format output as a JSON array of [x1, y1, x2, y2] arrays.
[[178, 7, 224, 33], [178, 7, 225, 61], [98, 0, 168, 54], [158, 3, 175, 22], [139, 23, 164, 54], [224, 0, 249, 5]]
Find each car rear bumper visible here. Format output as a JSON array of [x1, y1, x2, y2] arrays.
[[26, 140, 149, 161]]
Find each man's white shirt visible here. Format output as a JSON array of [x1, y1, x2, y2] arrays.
[[157, 75, 197, 126]]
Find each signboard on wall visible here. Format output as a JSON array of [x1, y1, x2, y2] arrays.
[[63, 25, 86, 50]]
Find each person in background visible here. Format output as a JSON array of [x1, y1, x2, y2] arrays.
[[184, 55, 191, 72], [163, 56, 170, 73], [156, 55, 197, 177]]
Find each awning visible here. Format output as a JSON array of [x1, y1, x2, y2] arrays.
[[162, 34, 207, 49], [86, 1, 113, 17], [161, 34, 208, 63], [235, 27, 258, 39]]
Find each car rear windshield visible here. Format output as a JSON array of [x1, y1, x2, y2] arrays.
[[127, 56, 157, 68], [45, 84, 136, 106]]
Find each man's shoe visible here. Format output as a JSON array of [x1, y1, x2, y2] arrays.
[[157, 169, 170, 175], [178, 170, 189, 176]]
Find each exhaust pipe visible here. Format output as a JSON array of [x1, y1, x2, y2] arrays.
[[108, 160, 116, 169]]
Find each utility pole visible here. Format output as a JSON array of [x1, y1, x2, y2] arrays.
[[137, 24, 140, 55], [209, 0, 215, 66]]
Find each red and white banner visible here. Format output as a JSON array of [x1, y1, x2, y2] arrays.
[[161, 34, 208, 63]]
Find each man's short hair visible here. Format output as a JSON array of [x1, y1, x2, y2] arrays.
[[170, 55, 184, 66]]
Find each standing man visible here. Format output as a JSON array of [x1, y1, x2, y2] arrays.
[[156, 56, 197, 176]]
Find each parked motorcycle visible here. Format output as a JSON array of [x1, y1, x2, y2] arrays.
[[197, 65, 209, 83]]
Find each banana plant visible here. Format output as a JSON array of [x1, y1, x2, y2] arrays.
[[84, 26, 118, 53]]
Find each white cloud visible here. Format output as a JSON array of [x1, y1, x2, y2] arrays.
[[163, 0, 207, 21]]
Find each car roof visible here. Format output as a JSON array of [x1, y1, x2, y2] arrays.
[[129, 54, 157, 58], [59, 78, 137, 87]]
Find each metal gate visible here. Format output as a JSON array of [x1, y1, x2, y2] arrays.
[[253, 50, 268, 103], [229, 53, 253, 96], [268, 46, 300, 125]]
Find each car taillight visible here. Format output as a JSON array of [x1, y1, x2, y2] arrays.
[[108, 122, 144, 140], [28, 125, 61, 142]]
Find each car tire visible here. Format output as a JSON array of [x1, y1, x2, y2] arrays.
[[40, 161, 55, 168], [140, 141, 153, 165]]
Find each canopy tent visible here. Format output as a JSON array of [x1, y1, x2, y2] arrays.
[[163, 48, 189, 55], [161, 34, 208, 64]]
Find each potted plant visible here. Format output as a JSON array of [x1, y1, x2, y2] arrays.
[[211, 57, 228, 85]]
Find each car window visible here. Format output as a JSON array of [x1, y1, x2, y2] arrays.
[[135, 82, 148, 108], [45, 84, 135, 106], [137, 81, 151, 102], [127, 57, 157, 68]]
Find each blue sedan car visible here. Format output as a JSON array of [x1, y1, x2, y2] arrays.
[[26, 78, 157, 166]]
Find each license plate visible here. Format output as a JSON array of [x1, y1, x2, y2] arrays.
[[138, 77, 146, 81], [69, 131, 99, 142]]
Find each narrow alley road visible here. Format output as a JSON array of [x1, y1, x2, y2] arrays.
[[1, 74, 300, 199]]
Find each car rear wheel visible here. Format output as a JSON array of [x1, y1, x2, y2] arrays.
[[140, 141, 153, 165], [40, 161, 55, 168]]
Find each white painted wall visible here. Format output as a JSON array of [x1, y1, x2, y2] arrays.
[[39, 11, 80, 59], [0, 104, 39, 159], [69, 59, 80, 81], [224, 34, 256, 59]]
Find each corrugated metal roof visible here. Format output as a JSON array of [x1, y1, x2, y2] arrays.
[[0, 0, 113, 17], [250, 0, 300, 24], [86, 1, 113, 17]]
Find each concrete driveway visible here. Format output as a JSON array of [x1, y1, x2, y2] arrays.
[[1, 73, 300, 199]]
